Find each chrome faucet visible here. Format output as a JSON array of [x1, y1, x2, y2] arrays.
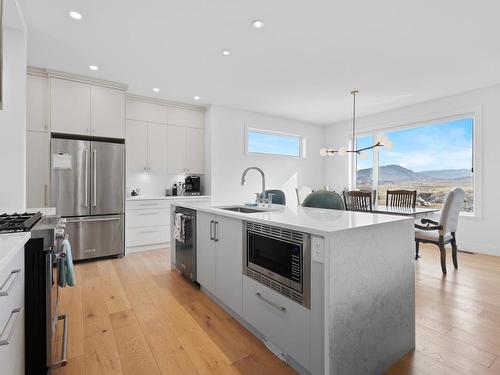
[[241, 167, 266, 203]]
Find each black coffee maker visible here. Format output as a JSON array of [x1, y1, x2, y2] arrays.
[[184, 176, 201, 196]]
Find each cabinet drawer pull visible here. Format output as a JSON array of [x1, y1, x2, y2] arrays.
[[214, 221, 219, 242], [0, 307, 22, 346], [209, 220, 215, 240], [255, 292, 286, 313], [0, 269, 21, 297], [139, 230, 159, 234], [138, 212, 160, 216], [139, 203, 159, 206]]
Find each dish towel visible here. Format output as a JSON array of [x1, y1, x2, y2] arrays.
[[58, 239, 76, 287], [174, 213, 190, 243]]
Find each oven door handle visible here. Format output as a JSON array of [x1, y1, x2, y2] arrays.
[[255, 292, 286, 313], [52, 314, 69, 369]]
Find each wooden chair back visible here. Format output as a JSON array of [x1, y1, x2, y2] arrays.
[[343, 190, 373, 212], [386, 190, 417, 208]]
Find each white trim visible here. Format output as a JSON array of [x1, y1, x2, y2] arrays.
[[127, 93, 206, 112], [244, 124, 305, 158], [351, 108, 482, 218], [45, 69, 128, 91]]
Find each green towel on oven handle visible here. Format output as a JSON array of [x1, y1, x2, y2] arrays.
[[58, 239, 76, 287]]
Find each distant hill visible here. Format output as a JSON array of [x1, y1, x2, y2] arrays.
[[357, 164, 472, 184]]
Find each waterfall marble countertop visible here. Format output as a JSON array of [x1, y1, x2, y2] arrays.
[[172, 199, 412, 236], [0, 232, 31, 268]]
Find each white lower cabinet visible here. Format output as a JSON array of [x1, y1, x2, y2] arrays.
[[243, 276, 310, 370], [196, 212, 243, 315], [126, 200, 171, 252], [0, 241, 25, 375]]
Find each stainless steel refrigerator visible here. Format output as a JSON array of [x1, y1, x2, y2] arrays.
[[51, 137, 125, 260]]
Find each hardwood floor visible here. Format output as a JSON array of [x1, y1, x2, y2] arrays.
[[53, 245, 500, 375]]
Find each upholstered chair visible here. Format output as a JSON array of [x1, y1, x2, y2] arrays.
[[302, 191, 345, 210], [415, 187, 465, 275]]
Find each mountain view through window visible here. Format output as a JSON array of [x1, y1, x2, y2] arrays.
[[356, 118, 474, 212]]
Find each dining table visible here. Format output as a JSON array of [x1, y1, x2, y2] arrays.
[[371, 205, 440, 220]]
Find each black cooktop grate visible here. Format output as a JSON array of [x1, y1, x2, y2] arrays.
[[0, 212, 43, 233]]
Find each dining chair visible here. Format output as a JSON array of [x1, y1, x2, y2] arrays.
[[295, 185, 313, 206], [414, 187, 465, 275], [262, 189, 286, 205], [302, 191, 345, 210], [342, 190, 373, 212], [386, 190, 417, 208]]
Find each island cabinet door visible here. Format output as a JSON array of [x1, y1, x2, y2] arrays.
[[196, 211, 216, 294], [214, 216, 243, 315]]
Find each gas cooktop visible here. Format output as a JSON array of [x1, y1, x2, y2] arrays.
[[0, 212, 43, 233]]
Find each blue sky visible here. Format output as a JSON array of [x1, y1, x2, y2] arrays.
[[357, 118, 473, 172], [248, 131, 301, 156]]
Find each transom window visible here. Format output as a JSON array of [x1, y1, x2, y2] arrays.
[[356, 117, 474, 213], [246, 129, 303, 157]]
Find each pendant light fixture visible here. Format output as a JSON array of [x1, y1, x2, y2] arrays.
[[320, 90, 391, 157]]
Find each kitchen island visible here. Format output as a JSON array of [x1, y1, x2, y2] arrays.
[[171, 200, 415, 375]]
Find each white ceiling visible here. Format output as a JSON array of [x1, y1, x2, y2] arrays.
[[19, 0, 500, 124]]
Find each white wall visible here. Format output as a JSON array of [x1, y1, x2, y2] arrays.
[[206, 105, 325, 206], [0, 1, 27, 212], [324, 84, 500, 256]]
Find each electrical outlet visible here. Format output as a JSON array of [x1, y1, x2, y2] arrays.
[[311, 236, 325, 263]]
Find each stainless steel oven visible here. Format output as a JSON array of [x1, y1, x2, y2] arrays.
[[243, 221, 310, 308]]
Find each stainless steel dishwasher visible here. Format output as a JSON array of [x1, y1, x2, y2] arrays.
[[173, 207, 197, 282]]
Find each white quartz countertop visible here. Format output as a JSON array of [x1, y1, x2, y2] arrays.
[[126, 195, 211, 201], [0, 232, 31, 268], [172, 199, 412, 235]]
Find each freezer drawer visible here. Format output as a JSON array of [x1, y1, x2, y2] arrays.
[[65, 215, 124, 261]]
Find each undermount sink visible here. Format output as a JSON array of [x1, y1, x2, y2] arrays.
[[217, 206, 269, 214]]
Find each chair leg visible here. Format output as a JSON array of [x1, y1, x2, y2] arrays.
[[451, 233, 458, 269], [415, 240, 420, 260], [439, 237, 447, 275]]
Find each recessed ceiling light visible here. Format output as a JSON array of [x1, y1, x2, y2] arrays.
[[69, 11, 82, 20], [251, 20, 264, 29], [153, 88, 160, 92], [221, 49, 231, 56], [193, 96, 200, 101], [89, 65, 98, 71]]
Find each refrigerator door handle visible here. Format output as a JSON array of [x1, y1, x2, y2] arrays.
[[92, 149, 97, 207], [84, 149, 89, 207]]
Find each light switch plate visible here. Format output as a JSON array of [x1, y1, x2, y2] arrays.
[[311, 235, 325, 263]]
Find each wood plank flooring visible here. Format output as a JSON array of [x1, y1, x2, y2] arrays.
[[54, 245, 500, 375]]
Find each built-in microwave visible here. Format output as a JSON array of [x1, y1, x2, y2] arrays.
[[243, 221, 310, 308]]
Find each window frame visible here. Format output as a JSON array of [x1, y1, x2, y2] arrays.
[[244, 125, 305, 158], [350, 108, 482, 218]]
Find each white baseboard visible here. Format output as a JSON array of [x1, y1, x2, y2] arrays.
[[458, 240, 499, 257], [126, 242, 170, 254]]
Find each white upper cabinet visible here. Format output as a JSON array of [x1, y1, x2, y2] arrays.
[[127, 100, 168, 124], [167, 126, 204, 174], [50, 78, 91, 135], [26, 131, 50, 207], [126, 120, 148, 175], [166, 106, 204, 128], [50, 77, 126, 138], [167, 125, 187, 174], [147, 123, 168, 174], [91, 85, 126, 138], [27, 75, 49, 132], [185, 127, 204, 174]]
